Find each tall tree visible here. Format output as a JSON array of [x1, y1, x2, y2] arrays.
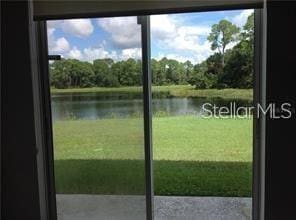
[[206, 53, 223, 76], [184, 60, 194, 80], [165, 59, 185, 84], [93, 59, 112, 86], [220, 13, 254, 89], [221, 40, 253, 88], [207, 20, 240, 66], [241, 12, 254, 43]]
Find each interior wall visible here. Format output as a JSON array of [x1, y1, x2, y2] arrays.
[[265, 2, 296, 219], [1, 1, 41, 219]]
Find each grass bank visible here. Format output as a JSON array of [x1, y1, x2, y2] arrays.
[[51, 85, 253, 101], [53, 116, 252, 197]]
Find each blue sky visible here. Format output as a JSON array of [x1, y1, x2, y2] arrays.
[[47, 9, 253, 64]]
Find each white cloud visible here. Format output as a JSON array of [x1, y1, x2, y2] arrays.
[[47, 27, 70, 53], [64, 46, 113, 62], [47, 19, 142, 62], [63, 46, 141, 63], [53, 38, 70, 53], [47, 19, 94, 38], [230, 9, 254, 27], [82, 47, 111, 61], [61, 19, 94, 38], [97, 17, 141, 49], [165, 26, 211, 51], [47, 27, 55, 37], [151, 15, 177, 40], [67, 46, 82, 59], [121, 48, 142, 60], [151, 14, 213, 64], [81, 47, 141, 62]]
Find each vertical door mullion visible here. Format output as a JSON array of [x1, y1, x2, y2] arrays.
[[253, 8, 266, 220], [35, 20, 58, 220], [138, 15, 154, 220]]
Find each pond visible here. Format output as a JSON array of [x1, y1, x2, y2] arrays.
[[51, 92, 253, 120]]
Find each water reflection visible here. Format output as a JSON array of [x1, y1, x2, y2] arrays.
[[51, 92, 252, 120]]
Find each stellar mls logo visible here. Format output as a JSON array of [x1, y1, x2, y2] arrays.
[[256, 103, 294, 119], [201, 102, 294, 119]]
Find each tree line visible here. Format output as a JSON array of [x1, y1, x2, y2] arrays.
[[50, 13, 254, 89]]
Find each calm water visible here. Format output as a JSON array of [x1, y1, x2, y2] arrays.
[[51, 92, 252, 120]]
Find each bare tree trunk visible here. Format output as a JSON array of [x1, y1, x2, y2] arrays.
[[222, 46, 225, 67]]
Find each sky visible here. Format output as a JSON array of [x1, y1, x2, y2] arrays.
[[47, 9, 253, 65]]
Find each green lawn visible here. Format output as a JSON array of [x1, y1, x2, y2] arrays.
[[51, 85, 253, 101], [53, 116, 253, 197]]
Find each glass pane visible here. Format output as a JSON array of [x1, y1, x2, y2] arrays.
[[151, 10, 254, 219], [47, 16, 146, 220]]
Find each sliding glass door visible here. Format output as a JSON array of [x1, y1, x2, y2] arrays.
[[38, 15, 153, 220], [36, 7, 261, 220]]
